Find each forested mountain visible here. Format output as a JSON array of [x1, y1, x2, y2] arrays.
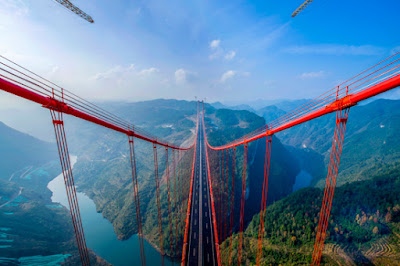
[[0, 121, 56, 179], [63, 100, 301, 258], [224, 163, 400, 265], [0, 122, 106, 265], [204, 105, 300, 241], [257, 99, 400, 187]]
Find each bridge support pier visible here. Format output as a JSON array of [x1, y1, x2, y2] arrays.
[[312, 108, 350, 265], [50, 109, 90, 266]]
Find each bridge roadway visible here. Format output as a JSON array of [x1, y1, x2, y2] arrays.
[[186, 113, 218, 265]]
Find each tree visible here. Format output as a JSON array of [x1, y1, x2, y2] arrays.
[[372, 226, 379, 234]]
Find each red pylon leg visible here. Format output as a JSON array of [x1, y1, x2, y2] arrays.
[[256, 135, 273, 266], [165, 148, 174, 257], [50, 109, 90, 266], [237, 143, 248, 266], [228, 147, 236, 266], [153, 144, 164, 256], [128, 136, 146, 266], [311, 108, 350, 265]]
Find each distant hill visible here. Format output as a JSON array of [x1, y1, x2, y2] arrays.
[[65, 99, 301, 256], [204, 105, 300, 237], [256, 99, 400, 187], [0, 121, 105, 264], [256, 105, 286, 124], [210, 102, 256, 112], [0, 121, 56, 179]]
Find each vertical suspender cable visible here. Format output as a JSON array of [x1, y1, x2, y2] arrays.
[[224, 149, 229, 243], [177, 150, 183, 242], [228, 147, 236, 266], [128, 136, 146, 266], [256, 135, 273, 265], [173, 150, 179, 255], [220, 150, 225, 242], [153, 144, 164, 256], [165, 148, 174, 257], [311, 108, 350, 265], [181, 137, 197, 265], [50, 106, 90, 266], [237, 143, 248, 266]]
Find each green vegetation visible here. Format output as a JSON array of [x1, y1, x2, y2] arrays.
[[223, 163, 400, 265], [260, 99, 400, 187], [0, 121, 108, 265]]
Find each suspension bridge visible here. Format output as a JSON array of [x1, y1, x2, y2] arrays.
[[1, 51, 400, 266]]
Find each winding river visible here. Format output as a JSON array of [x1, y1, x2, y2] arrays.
[[47, 156, 175, 266]]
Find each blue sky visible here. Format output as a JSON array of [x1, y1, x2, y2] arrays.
[[0, 0, 400, 105]]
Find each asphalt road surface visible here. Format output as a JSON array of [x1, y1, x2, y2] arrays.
[[186, 113, 218, 266]]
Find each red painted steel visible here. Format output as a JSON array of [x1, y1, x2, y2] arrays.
[[223, 149, 229, 243], [228, 147, 236, 266], [216, 150, 221, 238], [173, 150, 179, 255], [50, 109, 90, 266], [311, 108, 350, 265], [153, 144, 164, 256], [128, 136, 146, 266], [165, 148, 174, 257], [237, 144, 248, 266], [256, 135, 272, 266], [178, 150, 184, 238], [205, 73, 400, 150], [219, 150, 224, 242], [0, 77, 191, 150]]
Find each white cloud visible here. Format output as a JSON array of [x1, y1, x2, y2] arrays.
[[390, 46, 400, 55], [299, 71, 325, 79], [174, 68, 197, 84], [220, 70, 236, 83], [284, 44, 385, 56], [209, 52, 220, 60], [224, 50, 236, 60], [90, 64, 135, 81], [175, 68, 187, 84], [90, 64, 159, 83], [138, 67, 159, 76], [210, 39, 220, 49], [0, 0, 29, 17]]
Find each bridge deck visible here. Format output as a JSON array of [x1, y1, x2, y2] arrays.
[[186, 113, 218, 266]]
